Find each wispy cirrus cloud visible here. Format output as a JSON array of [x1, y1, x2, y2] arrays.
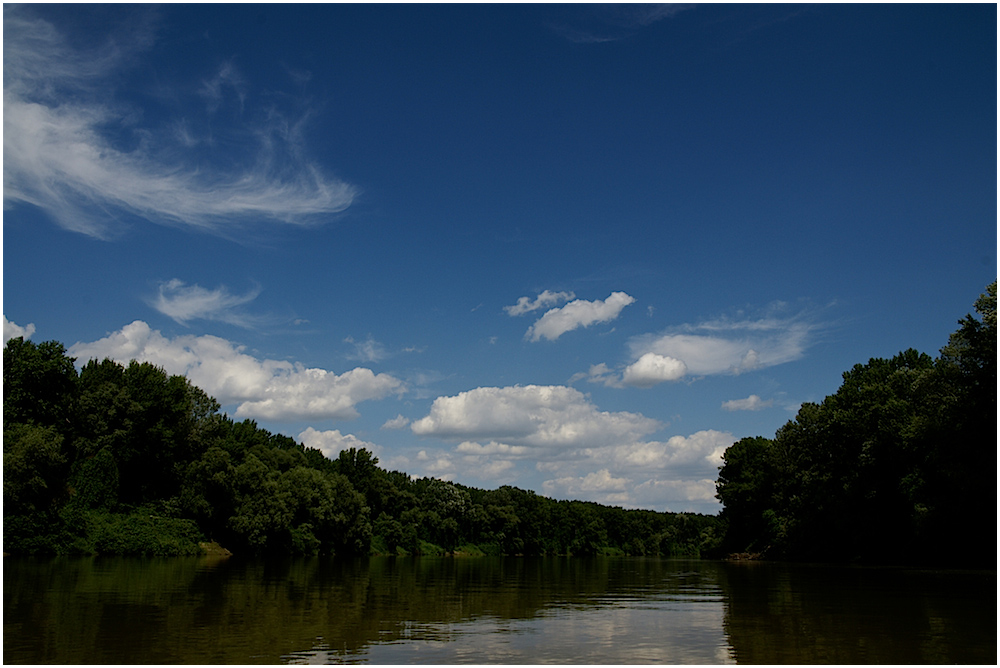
[[626, 306, 821, 379], [150, 279, 263, 327], [2, 6, 356, 239], [550, 4, 695, 44], [573, 304, 825, 389], [344, 336, 389, 363], [504, 290, 575, 316], [526, 291, 636, 342]]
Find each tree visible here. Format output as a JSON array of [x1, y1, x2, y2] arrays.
[[73, 359, 201, 505], [3, 337, 77, 429], [3, 423, 67, 516], [715, 436, 781, 554], [715, 281, 998, 566]]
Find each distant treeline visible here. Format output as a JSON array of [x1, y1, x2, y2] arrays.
[[3, 337, 721, 558], [715, 282, 996, 567], [6, 282, 993, 565]]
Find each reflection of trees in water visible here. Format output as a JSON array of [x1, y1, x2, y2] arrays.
[[7, 557, 991, 664], [5, 556, 720, 663], [718, 561, 996, 665]]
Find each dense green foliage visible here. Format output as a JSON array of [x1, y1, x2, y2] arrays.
[[3, 340, 721, 557], [715, 282, 996, 566]]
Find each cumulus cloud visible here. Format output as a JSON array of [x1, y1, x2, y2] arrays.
[[504, 290, 575, 316], [630, 478, 721, 508], [408, 383, 732, 510], [3, 6, 356, 238], [721, 394, 773, 411], [3, 316, 36, 342], [416, 449, 457, 480], [540, 429, 734, 511], [150, 279, 262, 327], [627, 310, 817, 376], [543, 469, 630, 506], [455, 441, 529, 456], [609, 430, 734, 472], [622, 352, 687, 387], [411, 384, 661, 449], [382, 414, 411, 430], [526, 291, 636, 342], [67, 320, 403, 421], [298, 427, 381, 460]]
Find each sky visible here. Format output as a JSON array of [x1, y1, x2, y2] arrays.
[[3, 3, 996, 514]]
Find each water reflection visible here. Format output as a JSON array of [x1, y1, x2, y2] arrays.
[[4, 556, 994, 664], [719, 561, 996, 664]]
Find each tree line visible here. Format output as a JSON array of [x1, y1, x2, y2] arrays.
[[715, 281, 996, 567], [3, 338, 721, 557], [7, 281, 992, 564]]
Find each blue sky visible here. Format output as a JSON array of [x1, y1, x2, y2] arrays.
[[3, 4, 995, 513]]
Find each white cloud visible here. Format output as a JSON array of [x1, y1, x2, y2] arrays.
[[622, 352, 687, 387], [3, 7, 356, 239], [455, 440, 529, 456], [578, 362, 624, 388], [411, 384, 661, 450], [298, 427, 381, 460], [537, 429, 733, 511], [344, 335, 389, 363], [543, 469, 630, 505], [67, 320, 403, 421], [416, 450, 456, 480], [476, 458, 516, 478], [721, 394, 773, 411], [382, 414, 411, 430], [630, 478, 721, 510], [504, 290, 575, 316], [3, 316, 36, 342], [627, 311, 816, 376], [408, 380, 733, 511], [526, 291, 636, 342], [150, 279, 262, 327], [610, 430, 734, 472]]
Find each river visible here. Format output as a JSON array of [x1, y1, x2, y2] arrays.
[[3, 555, 994, 664]]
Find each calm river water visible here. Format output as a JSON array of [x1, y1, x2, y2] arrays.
[[3, 555, 995, 664]]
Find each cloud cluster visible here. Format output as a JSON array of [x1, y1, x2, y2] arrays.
[[150, 279, 263, 327], [3, 6, 356, 238], [525, 291, 636, 342], [407, 383, 731, 511], [3, 316, 36, 343], [67, 320, 403, 421], [411, 384, 660, 448]]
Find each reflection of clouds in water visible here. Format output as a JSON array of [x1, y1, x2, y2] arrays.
[[525, 603, 734, 664], [285, 601, 735, 664]]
